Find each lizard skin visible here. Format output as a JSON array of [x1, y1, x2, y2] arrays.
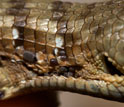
[[0, 0, 123, 102]]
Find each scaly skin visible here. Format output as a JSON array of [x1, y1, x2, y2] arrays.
[[0, 0, 123, 102]]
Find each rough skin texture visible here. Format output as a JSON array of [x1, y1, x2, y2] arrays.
[[0, 0, 123, 103]]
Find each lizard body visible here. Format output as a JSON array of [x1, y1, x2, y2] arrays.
[[0, 0, 123, 102]]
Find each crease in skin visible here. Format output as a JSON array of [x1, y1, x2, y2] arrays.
[[0, 0, 123, 103]]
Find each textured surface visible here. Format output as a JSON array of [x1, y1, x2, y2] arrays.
[[0, 0, 124, 104]]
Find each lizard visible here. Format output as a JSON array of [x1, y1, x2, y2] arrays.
[[0, 0, 123, 103]]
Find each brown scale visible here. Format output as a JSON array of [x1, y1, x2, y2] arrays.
[[26, 14, 39, 29], [47, 2, 65, 67], [81, 12, 93, 62], [47, 21, 57, 47], [7, 0, 27, 55], [44, 11, 64, 70], [13, 16, 26, 58], [35, 11, 54, 73], [36, 11, 48, 52], [49, 1, 65, 12], [2, 27, 14, 53], [23, 8, 38, 53], [14, 16, 26, 27], [0, 1, 86, 75], [35, 11, 51, 73], [0, 0, 102, 74], [48, 1, 71, 67], [0, 28, 4, 51], [24, 28, 35, 52], [65, 12, 76, 65], [1, 15, 14, 53], [55, 13, 68, 66], [45, 2, 77, 72], [67, 13, 80, 65], [72, 13, 86, 66], [13, 15, 26, 56], [87, 19, 99, 57], [46, 11, 56, 64]]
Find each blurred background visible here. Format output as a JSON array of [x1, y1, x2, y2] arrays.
[[59, 91, 124, 107]]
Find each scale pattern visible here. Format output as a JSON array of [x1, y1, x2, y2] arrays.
[[0, 0, 123, 102]]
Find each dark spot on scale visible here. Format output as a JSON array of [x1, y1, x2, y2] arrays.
[[23, 51, 37, 63], [67, 72, 74, 77], [64, 72, 74, 77], [69, 67, 75, 72], [59, 66, 68, 72], [50, 58, 58, 66], [63, 72, 68, 77], [0, 56, 9, 60], [58, 49, 67, 61], [51, 1, 64, 12], [58, 66, 76, 77], [0, 91, 4, 99], [59, 50, 66, 56], [50, 72, 59, 76], [44, 72, 49, 76], [42, 49, 46, 54], [60, 56, 67, 61], [53, 49, 56, 56]]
